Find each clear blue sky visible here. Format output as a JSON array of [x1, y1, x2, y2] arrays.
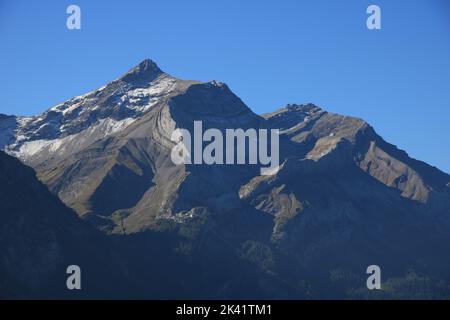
[[1, 0, 449, 173]]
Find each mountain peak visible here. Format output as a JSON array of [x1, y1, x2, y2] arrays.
[[121, 58, 164, 84], [135, 58, 161, 72]]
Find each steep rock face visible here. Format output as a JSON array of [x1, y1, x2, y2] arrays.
[[262, 103, 450, 204], [250, 103, 450, 236]]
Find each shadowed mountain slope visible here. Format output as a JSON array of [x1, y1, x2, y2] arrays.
[[0, 151, 133, 298]]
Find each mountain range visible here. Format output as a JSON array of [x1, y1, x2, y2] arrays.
[[1, 59, 450, 299]]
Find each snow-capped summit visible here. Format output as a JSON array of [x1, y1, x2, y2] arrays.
[[0, 59, 194, 165]]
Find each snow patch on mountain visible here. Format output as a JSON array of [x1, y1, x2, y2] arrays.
[[10, 117, 136, 161], [15, 139, 54, 158], [1, 62, 186, 164], [119, 75, 178, 112]]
